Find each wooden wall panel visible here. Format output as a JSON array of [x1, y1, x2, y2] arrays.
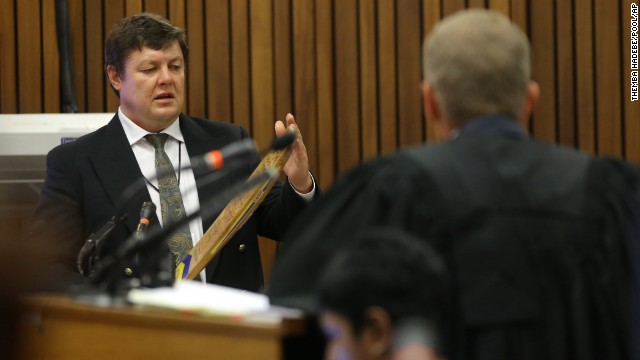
[[43, 0, 61, 113], [315, 0, 336, 187], [3, 0, 638, 162], [556, 0, 576, 147], [145, 0, 167, 16], [68, 0, 86, 112], [379, 0, 398, 154], [104, 1, 126, 113], [530, 0, 557, 143], [231, 0, 251, 130], [274, 0, 293, 123], [469, 0, 486, 9], [17, 0, 42, 113], [334, 0, 360, 173], [185, 0, 205, 118], [397, 0, 423, 147], [594, 1, 622, 156], [443, 0, 465, 16], [2, 0, 638, 282], [206, 0, 232, 122], [126, 0, 143, 15], [250, 0, 275, 150], [490, 0, 511, 17], [360, 0, 379, 160], [595, 0, 623, 157], [0, 0, 17, 113], [5, 0, 636, 177], [575, 0, 596, 154], [168, 0, 185, 28], [85, 0, 104, 112]]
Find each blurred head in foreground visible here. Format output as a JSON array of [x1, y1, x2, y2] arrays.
[[317, 228, 448, 360]]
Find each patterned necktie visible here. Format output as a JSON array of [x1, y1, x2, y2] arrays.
[[145, 133, 194, 271]]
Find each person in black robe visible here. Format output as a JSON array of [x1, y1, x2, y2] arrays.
[[267, 9, 640, 360]]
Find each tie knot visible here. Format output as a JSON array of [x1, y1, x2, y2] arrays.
[[146, 133, 169, 149]]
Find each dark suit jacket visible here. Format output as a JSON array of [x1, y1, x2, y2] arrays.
[[30, 113, 314, 293], [268, 115, 639, 360]]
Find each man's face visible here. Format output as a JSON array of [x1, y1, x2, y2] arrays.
[[320, 310, 379, 360], [108, 42, 185, 132]]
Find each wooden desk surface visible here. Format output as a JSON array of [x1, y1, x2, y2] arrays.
[[16, 294, 306, 360]]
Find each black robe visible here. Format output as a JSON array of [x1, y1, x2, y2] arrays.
[[267, 116, 640, 360]]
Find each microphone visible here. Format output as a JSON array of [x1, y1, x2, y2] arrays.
[[159, 130, 296, 178], [135, 201, 156, 235], [187, 131, 295, 171], [189, 138, 257, 171], [269, 129, 297, 152], [77, 213, 127, 276]]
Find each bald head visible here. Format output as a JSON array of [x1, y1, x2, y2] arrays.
[[423, 10, 532, 125]]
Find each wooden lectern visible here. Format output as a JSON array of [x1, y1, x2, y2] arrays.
[[16, 295, 306, 360]]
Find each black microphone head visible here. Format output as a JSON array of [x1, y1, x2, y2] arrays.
[[139, 201, 156, 219], [271, 129, 297, 150]]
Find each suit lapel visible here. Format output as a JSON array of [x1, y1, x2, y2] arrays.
[[179, 114, 232, 281], [179, 114, 233, 225], [89, 114, 154, 234]]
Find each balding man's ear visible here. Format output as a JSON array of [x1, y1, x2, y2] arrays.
[[423, 81, 452, 140], [519, 80, 539, 130], [526, 81, 540, 112], [422, 81, 441, 123]]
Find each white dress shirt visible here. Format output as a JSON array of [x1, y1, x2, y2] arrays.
[[118, 108, 206, 281]]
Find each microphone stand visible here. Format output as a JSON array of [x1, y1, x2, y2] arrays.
[[75, 148, 257, 286], [76, 213, 128, 277], [73, 167, 278, 303]]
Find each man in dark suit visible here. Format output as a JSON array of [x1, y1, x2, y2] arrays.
[[30, 13, 317, 293], [268, 9, 639, 360]]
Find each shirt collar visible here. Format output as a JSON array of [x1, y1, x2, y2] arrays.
[[118, 107, 184, 145], [454, 115, 527, 139]]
